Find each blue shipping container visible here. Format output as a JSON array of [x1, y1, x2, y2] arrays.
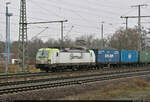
[[95, 50, 120, 63], [120, 50, 138, 63]]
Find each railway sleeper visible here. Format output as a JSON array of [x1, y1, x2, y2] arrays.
[[0, 71, 150, 95]]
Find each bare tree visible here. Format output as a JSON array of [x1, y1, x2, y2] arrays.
[[109, 28, 139, 50], [0, 41, 5, 53], [28, 38, 44, 62], [75, 35, 95, 49]]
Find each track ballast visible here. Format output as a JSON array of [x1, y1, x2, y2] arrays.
[[0, 68, 150, 95]]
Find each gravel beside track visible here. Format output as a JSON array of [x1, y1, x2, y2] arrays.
[[0, 69, 149, 95], [0, 66, 149, 82], [1, 75, 150, 100], [0, 68, 149, 88]]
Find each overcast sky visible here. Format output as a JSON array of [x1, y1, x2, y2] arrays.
[[0, 0, 150, 42]]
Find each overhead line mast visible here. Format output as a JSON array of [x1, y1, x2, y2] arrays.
[[27, 20, 68, 49], [120, 16, 150, 30], [132, 4, 148, 51], [121, 4, 148, 51], [18, 0, 29, 73], [17, 0, 68, 73]]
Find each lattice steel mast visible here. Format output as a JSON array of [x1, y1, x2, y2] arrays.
[[18, 0, 29, 73]]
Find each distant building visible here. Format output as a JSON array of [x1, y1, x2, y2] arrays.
[[0, 53, 17, 64]]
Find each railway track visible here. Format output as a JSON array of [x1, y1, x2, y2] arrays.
[[0, 68, 149, 87], [0, 72, 52, 79], [0, 66, 149, 81], [0, 68, 149, 95]]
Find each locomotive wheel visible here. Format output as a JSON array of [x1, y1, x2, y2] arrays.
[[45, 69, 49, 72]]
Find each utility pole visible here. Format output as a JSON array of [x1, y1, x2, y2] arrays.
[[61, 21, 64, 49], [18, 0, 28, 73], [131, 4, 148, 51], [5, 2, 10, 74], [7, 13, 13, 63], [5, 2, 12, 74], [120, 16, 128, 30], [101, 21, 104, 49]]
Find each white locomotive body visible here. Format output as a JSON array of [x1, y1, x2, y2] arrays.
[[36, 48, 95, 72]]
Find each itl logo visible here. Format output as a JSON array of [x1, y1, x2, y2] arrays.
[[105, 54, 114, 58], [128, 54, 132, 59]]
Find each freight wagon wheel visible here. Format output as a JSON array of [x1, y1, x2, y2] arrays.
[[51, 68, 56, 72], [45, 69, 49, 73], [72, 67, 77, 71]]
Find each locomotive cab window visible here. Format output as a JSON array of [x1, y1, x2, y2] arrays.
[[56, 52, 59, 57]]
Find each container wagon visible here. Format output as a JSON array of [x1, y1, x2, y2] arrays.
[[120, 50, 138, 66], [94, 49, 120, 68], [139, 51, 150, 65]]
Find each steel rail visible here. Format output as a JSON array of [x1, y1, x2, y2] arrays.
[[0, 72, 52, 79], [0, 68, 149, 87], [0, 70, 149, 95], [0, 66, 149, 80]]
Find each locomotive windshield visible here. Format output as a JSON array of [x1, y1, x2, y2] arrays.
[[37, 50, 49, 58]]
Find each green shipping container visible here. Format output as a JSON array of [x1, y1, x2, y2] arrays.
[[139, 51, 150, 63]]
